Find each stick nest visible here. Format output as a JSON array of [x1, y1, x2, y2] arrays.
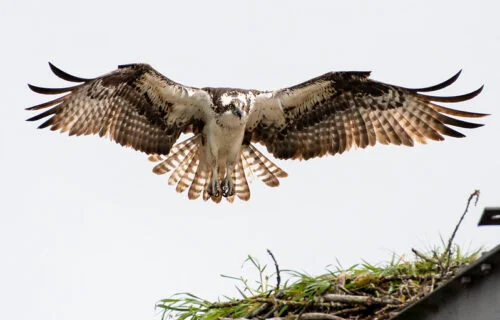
[[157, 190, 481, 320], [157, 247, 479, 320]]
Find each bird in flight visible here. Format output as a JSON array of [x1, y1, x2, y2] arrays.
[[27, 63, 486, 202]]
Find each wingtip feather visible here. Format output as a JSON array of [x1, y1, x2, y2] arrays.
[[28, 83, 78, 95], [419, 85, 484, 103], [48, 62, 92, 83], [407, 70, 462, 92], [25, 96, 66, 111], [429, 102, 489, 118]]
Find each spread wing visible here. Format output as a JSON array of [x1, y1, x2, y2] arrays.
[[248, 71, 487, 159], [27, 63, 211, 155]]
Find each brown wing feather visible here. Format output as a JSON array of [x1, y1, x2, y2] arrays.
[[27, 63, 209, 155], [250, 71, 487, 160]]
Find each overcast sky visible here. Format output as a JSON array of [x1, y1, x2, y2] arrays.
[[1, 1, 499, 320]]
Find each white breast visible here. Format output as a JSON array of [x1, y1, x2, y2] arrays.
[[203, 116, 246, 166]]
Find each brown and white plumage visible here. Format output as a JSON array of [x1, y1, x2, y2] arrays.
[[27, 63, 487, 202], [247, 71, 486, 160]]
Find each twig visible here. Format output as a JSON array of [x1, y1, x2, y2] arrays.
[[442, 190, 480, 274], [220, 313, 347, 320], [267, 249, 281, 291], [261, 305, 278, 320], [430, 274, 436, 293], [298, 312, 346, 320], [248, 302, 270, 318], [331, 306, 365, 316], [336, 286, 352, 295], [375, 304, 402, 315], [213, 293, 400, 311], [257, 297, 333, 308], [322, 294, 401, 305], [411, 248, 439, 264], [208, 300, 244, 309], [212, 297, 334, 310]]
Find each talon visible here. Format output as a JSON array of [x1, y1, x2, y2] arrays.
[[208, 179, 220, 197], [221, 178, 235, 197]]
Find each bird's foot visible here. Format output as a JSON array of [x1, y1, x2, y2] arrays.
[[221, 177, 235, 197], [207, 178, 220, 197]]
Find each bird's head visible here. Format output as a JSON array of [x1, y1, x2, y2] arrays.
[[218, 91, 250, 121]]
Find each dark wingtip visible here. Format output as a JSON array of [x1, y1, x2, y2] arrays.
[[420, 85, 484, 103], [25, 103, 60, 122], [25, 95, 66, 111], [28, 83, 77, 95], [48, 62, 92, 83], [27, 83, 40, 94], [407, 70, 462, 92], [477, 84, 484, 94]]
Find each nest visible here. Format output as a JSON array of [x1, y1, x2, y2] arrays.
[[157, 190, 481, 320], [157, 248, 478, 320]]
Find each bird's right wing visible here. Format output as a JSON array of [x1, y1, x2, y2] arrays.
[[27, 63, 212, 155]]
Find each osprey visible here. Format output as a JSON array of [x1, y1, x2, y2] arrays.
[[27, 63, 486, 202]]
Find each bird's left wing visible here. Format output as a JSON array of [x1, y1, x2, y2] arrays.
[[27, 63, 211, 155], [247, 71, 487, 159]]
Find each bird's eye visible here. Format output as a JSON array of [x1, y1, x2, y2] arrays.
[[229, 103, 235, 110]]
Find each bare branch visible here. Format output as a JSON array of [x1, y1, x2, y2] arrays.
[[331, 306, 365, 316], [443, 190, 480, 274], [298, 312, 346, 320], [267, 249, 281, 291], [322, 294, 401, 305]]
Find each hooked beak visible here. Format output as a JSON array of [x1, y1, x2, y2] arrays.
[[232, 108, 242, 119]]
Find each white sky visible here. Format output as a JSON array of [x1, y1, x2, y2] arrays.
[[1, 1, 499, 319]]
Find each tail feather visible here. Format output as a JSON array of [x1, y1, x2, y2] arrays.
[[241, 152, 255, 183], [151, 135, 200, 174], [188, 165, 209, 200], [234, 159, 250, 201], [169, 151, 195, 186], [176, 152, 199, 193], [149, 136, 287, 202], [202, 172, 212, 201], [241, 146, 280, 187], [249, 144, 288, 178], [147, 154, 163, 162]]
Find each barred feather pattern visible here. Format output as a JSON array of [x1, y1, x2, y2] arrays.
[[150, 135, 201, 175], [234, 159, 250, 201], [27, 64, 487, 203], [176, 153, 199, 193], [251, 71, 487, 160], [169, 150, 196, 187], [189, 166, 209, 200], [27, 63, 208, 155], [150, 138, 287, 202]]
